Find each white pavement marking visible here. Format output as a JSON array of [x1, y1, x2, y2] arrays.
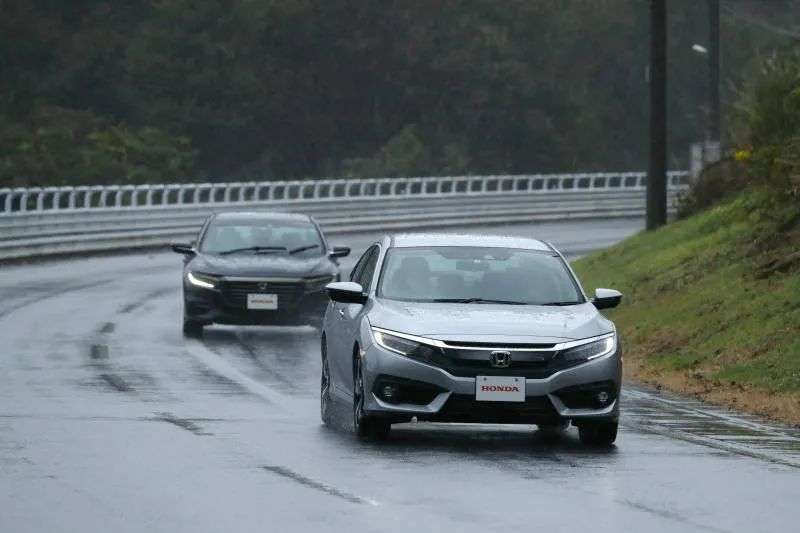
[[184, 338, 293, 410], [262, 465, 380, 506]]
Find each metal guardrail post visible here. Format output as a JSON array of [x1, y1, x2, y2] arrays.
[[121, 185, 131, 207], [1, 188, 11, 212], [145, 185, 158, 206], [136, 185, 148, 207], [53, 187, 68, 210], [38, 188, 54, 211], [19, 188, 33, 212], [72, 187, 86, 209], [99, 186, 112, 208], [267, 182, 279, 201], [66, 188, 77, 210]]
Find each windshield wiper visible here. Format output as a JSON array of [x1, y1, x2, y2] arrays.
[[218, 246, 287, 255], [537, 301, 582, 306], [432, 298, 529, 305], [289, 244, 321, 255]]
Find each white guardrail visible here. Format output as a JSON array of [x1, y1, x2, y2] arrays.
[[0, 172, 688, 261]]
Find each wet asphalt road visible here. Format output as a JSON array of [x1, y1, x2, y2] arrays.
[[2, 218, 800, 533]]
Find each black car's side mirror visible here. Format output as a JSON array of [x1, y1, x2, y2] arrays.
[[171, 243, 196, 255], [329, 246, 351, 258], [325, 281, 367, 305], [592, 288, 622, 310]]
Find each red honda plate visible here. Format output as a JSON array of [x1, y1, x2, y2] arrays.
[[475, 376, 525, 402]]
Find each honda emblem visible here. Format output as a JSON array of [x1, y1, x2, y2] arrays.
[[489, 350, 512, 368]]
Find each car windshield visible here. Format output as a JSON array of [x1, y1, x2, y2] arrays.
[[378, 246, 583, 305], [200, 219, 324, 258]]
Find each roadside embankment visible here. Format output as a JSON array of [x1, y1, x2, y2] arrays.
[[573, 189, 800, 425]]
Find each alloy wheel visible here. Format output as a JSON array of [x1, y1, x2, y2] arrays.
[[320, 339, 332, 424], [353, 357, 365, 432]]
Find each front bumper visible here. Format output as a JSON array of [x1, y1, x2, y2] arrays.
[[361, 337, 622, 425], [184, 283, 328, 326]]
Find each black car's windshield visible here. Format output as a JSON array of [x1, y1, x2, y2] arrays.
[[378, 246, 583, 305], [200, 219, 324, 258]]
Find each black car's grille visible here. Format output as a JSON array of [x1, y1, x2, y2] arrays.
[[220, 280, 304, 309], [422, 347, 581, 379], [423, 394, 560, 424]]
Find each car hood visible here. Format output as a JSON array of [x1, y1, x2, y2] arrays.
[[189, 253, 331, 278], [367, 299, 613, 343]]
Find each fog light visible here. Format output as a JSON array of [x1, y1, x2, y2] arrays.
[[381, 385, 397, 401], [597, 391, 610, 405]]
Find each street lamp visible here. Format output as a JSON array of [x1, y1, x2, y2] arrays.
[[689, 32, 721, 181]]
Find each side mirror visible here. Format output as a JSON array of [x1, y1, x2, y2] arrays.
[[325, 281, 367, 305], [329, 246, 351, 258], [171, 243, 195, 255], [593, 288, 622, 310]]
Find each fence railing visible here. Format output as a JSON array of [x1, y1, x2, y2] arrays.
[[0, 171, 689, 261], [0, 172, 688, 215]]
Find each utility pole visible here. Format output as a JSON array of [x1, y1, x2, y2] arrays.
[[647, 0, 667, 230], [708, 0, 721, 147]]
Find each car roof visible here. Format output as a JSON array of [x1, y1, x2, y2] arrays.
[[387, 233, 553, 252], [211, 211, 312, 223]]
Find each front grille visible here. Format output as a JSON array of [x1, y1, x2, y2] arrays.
[[421, 347, 581, 379], [220, 280, 304, 309], [424, 394, 560, 424]]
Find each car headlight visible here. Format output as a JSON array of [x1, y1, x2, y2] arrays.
[[187, 271, 218, 289], [305, 274, 334, 293], [371, 328, 443, 362], [559, 334, 616, 363]]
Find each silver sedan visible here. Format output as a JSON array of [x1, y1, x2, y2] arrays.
[[321, 233, 622, 446]]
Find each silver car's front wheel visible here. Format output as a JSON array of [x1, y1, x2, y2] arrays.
[[320, 335, 332, 425], [353, 353, 390, 440]]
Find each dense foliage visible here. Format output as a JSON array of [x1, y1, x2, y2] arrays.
[[734, 51, 800, 198], [1, 0, 797, 186], [574, 188, 800, 424], [679, 49, 800, 215], [0, 106, 195, 185]]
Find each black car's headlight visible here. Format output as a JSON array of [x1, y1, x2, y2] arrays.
[[186, 271, 219, 289], [371, 328, 443, 362], [559, 334, 616, 363], [304, 274, 334, 293]]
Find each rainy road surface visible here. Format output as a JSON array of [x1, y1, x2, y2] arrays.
[[2, 218, 800, 533]]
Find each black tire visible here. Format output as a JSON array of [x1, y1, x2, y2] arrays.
[[182, 317, 204, 338], [353, 354, 390, 440], [578, 421, 618, 447], [320, 335, 333, 425]]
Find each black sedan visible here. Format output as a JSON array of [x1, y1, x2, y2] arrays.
[[172, 212, 350, 336]]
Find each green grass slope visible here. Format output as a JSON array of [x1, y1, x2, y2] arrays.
[[572, 189, 800, 424]]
